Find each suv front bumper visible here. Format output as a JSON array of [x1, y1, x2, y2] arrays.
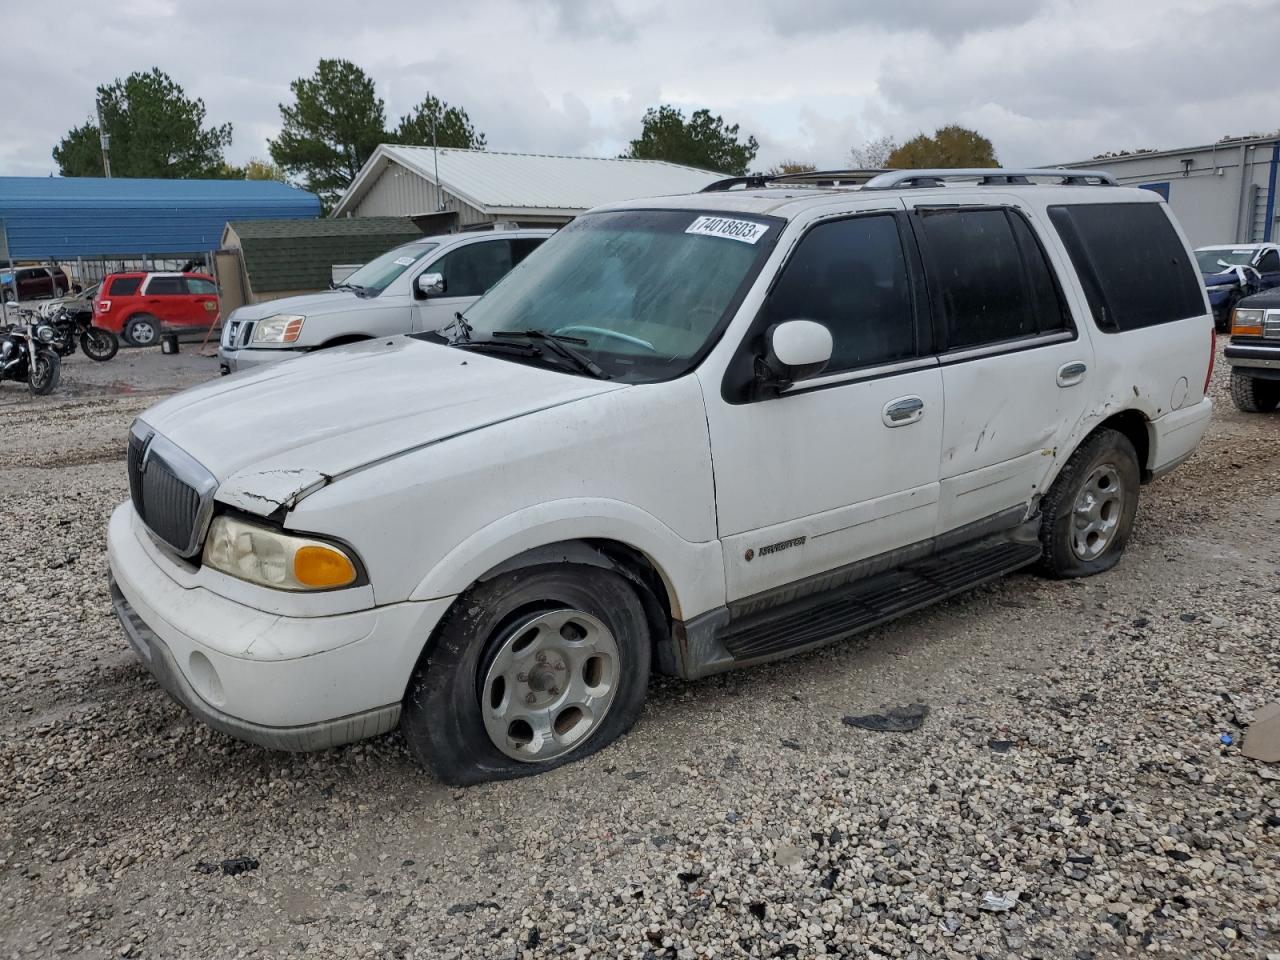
[[217, 344, 303, 376], [106, 501, 453, 751]]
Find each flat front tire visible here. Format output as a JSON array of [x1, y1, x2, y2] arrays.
[[1036, 428, 1140, 578], [401, 566, 651, 785]]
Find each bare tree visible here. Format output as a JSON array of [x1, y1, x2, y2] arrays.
[[848, 135, 897, 169], [764, 159, 817, 176]]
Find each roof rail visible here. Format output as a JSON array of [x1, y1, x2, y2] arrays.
[[700, 168, 888, 193], [861, 168, 1118, 190]]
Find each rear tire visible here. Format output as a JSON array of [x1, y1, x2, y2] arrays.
[[80, 327, 119, 361], [1230, 370, 1280, 413], [1036, 428, 1140, 579], [401, 566, 651, 785], [28, 350, 60, 395], [123, 315, 159, 347]]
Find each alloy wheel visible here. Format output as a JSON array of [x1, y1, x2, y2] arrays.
[[480, 609, 620, 763], [1071, 463, 1123, 560]]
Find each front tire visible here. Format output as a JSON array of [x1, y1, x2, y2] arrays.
[[81, 327, 119, 361], [1036, 428, 1140, 578], [123, 315, 159, 347], [28, 350, 60, 395], [1230, 370, 1280, 413], [401, 566, 652, 785]]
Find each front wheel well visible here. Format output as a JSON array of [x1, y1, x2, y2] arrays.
[[472, 539, 674, 662], [316, 334, 372, 349]]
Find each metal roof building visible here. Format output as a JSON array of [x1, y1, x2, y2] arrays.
[[333, 146, 725, 229], [0, 176, 320, 261], [1059, 136, 1279, 249]]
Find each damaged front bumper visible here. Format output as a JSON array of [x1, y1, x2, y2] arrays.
[[106, 501, 454, 751]]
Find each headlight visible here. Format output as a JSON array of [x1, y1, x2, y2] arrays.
[[1232, 308, 1265, 337], [203, 515, 359, 590], [35, 325, 55, 343], [251, 314, 305, 345]]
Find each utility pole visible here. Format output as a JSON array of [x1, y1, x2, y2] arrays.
[[431, 108, 444, 212], [96, 97, 112, 178]]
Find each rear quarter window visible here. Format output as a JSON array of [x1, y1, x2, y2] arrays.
[[1047, 202, 1204, 332], [108, 277, 142, 296]]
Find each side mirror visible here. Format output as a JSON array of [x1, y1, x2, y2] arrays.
[[755, 320, 832, 397], [417, 272, 446, 297]]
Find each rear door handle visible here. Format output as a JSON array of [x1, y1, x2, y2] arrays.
[[1057, 361, 1088, 387], [882, 396, 924, 426]]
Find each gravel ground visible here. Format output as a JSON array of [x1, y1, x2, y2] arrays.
[[1, 345, 1278, 960]]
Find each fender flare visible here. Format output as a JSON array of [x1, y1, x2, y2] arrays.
[[407, 498, 724, 620]]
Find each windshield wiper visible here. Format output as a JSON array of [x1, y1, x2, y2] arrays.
[[333, 282, 367, 297], [492, 329, 610, 379]]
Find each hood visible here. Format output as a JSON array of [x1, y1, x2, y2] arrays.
[[229, 289, 382, 321], [1240, 288, 1280, 310], [139, 337, 625, 516]]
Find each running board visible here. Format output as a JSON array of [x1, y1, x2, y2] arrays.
[[717, 535, 1043, 664]]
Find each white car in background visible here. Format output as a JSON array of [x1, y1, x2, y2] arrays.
[[110, 168, 1213, 785], [218, 227, 553, 374]]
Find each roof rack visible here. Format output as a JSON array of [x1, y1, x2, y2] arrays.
[[700, 168, 887, 192], [861, 168, 1118, 190]]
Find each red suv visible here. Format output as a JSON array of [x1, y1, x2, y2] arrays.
[[94, 272, 221, 346]]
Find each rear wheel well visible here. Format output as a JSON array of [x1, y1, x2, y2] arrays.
[[1094, 410, 1151, 482]]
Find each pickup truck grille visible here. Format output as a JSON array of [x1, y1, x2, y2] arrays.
[[1264, 311, 1280, 340], [222, 318, 256, 348], [126, 424, 218, 558]]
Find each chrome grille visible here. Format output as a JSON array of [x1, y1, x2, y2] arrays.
[[126, 423, 218, 558], [1264, 311, 1280, 340], [222, 318, 256, 348], [127, 429, 146, 516]]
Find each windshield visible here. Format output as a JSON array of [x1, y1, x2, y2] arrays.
[[1196, 248, 1255, 272], [340, 241, 439, 295], [452, 209, 779, 382]]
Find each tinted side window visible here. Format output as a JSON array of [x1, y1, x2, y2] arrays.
[[1007, 213, 1072, 334], [1047, 203, 1204, 332], [510, 238, 544, 266], [146, 276, 186, 295], [764, 214, 915, 372], [187, 278, 218, 295], [108, 277, 142, 296], [1258, 249, 1280, 272], [433, 240, 514, 297], [916, 209, 1038, 349]]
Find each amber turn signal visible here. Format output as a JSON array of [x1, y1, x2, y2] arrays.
[[1231, 308, 1264, 337], [293, 545, 358, 588]]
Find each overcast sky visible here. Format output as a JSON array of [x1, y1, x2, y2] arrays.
[[3, 0, 1278, 179]]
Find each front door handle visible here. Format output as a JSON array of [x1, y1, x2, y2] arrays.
[[1057, 361, 1088, 387], [882, 396, 925, 427]]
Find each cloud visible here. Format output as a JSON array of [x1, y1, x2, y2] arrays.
[[763, 0, 1048, 41], [541, 0, 640, 42], [0, 0, 1272, 183]]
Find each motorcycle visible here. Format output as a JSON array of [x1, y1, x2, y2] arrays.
[[48, 304, 119, 361], [0, 313, 61, 395]]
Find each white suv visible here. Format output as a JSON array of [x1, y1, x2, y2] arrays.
[[108, 168, 1214, 784], [217, 227, 553, 374]]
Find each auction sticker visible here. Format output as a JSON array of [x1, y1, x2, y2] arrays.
[[394, 256, 417, 266], [686, 216, 768, 244]]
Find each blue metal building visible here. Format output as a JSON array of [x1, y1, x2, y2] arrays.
[[0, 176, 320, 260]]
